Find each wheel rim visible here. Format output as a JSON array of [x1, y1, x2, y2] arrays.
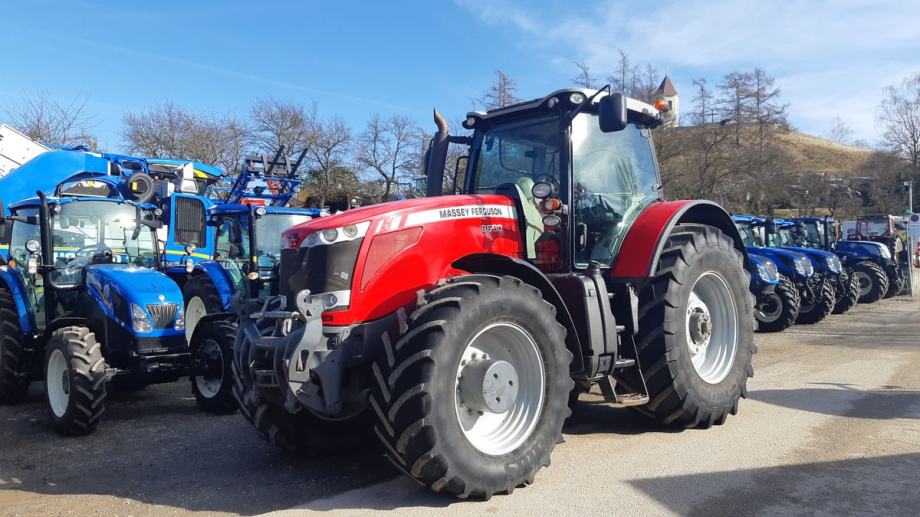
[[186, 296, 207, 342], [854, 271, 872, 297], [47, 349, 70, 417], [685, 272, 738, 384], [757, 292, 783, 323], [195, 338, 224, 398], [454, 322, 545, 456]]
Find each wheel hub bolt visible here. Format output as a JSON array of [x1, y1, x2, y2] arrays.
[[458, 358, 519, 414]]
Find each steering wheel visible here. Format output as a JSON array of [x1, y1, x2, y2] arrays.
[[63, 244, 114, 265]]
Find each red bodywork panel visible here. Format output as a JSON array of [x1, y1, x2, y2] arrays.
[[610, 200, 693, 278], [282, 195, 523, 325]]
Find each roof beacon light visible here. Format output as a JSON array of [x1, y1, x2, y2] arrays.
[[654, 98, 669, 112]]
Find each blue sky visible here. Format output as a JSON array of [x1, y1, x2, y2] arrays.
[[3, 0, 919, 151]]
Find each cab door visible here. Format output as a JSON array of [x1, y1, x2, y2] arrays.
[[164, 194, 214, 264]]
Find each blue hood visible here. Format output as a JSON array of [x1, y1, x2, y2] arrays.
[[748, 246, 813, 279], [779, 246, 840, 274], [86, 265, 183, 306]]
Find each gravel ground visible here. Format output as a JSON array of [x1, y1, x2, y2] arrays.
[[1, 296, 919, 516]]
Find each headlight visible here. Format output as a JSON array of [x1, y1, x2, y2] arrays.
[[758, 261, 778, 283], [302, 222, 371, 248], [879, 245, 892, 259], [826, 255, 841, 274], [801, 257, 814, 276], [131, 303, 153, 333], [174, 305, 185, 330]]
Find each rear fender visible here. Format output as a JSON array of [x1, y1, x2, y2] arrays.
[[611, 200, 748, 280], [0, 266, 36, 333], [452, 254, 586, 376]]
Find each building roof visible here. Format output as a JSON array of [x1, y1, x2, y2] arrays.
[[656, 75, 678, 97]]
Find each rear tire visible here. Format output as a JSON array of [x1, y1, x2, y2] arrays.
[[755, 274, 800, 332], [852, 262, 888, 304], [832, 268, 860, 314], [369, 275, 573, 499], [797, 277, 835, 324], [635, 224, 755, 428], [190, 320, 238, 414], [44, 326, 106, 436], [885, 270, 904, 298], [184, 275, 224, 343], [0, 287, 30, 403]]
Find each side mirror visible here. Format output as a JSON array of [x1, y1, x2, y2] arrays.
[[598, 93, 628, 133]]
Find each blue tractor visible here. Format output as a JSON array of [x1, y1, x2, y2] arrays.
[[850, 215, 907, 299], [788, 216, 894, 303], [0, 191, 187, 435], [770, 218, 860, 315], [148, 150, 325, 412], [734, 215, 812, 331]]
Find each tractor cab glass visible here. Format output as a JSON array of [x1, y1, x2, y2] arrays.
[[800, 221, 827, 249], [736, 222, 764, 247], [214, 216, 251, 291], [571, 114, 659, 268], [49, 201, 157, 286]]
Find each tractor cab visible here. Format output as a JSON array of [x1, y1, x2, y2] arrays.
[[424, 89, 665, 274]]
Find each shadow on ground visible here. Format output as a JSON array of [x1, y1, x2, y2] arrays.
[[628, 453, 920, 516], [749, 383, 920, 419], [0, 382, 397, 515]]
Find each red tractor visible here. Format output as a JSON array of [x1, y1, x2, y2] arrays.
[[233, 88, 755, 499]]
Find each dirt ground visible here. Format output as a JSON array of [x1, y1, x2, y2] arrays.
[[1, 297, 918, 516]]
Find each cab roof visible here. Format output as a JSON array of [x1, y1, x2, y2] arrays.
[[466, 88, 663, 127], [9, 195, 156, 212]]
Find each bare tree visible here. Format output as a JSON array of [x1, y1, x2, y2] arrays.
[[608, 50, 638, 97], [302, 114, 353, 207], [572, 62, 597, 89], [356, 114, 421, 201], [636, 64, 661, 104], [121, 101, 250, 174], [827, 117, 854, 144], [249, 98, 312, 154], [878, 73, 920, 189], [476, 70, 520, 110], [4, 92, 97, 148]]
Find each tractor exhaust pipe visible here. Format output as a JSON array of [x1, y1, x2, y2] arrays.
[[424, 109, 450, 197]]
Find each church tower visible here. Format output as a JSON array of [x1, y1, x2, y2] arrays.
[[654, 74, 680, 127]]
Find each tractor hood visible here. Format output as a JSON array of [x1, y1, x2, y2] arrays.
[[282, 194, 516, 247], [835, 239, 890, 260], [779, 246, 841, 274], [748, 246, 813, 278], [86, 265, 183, 305]]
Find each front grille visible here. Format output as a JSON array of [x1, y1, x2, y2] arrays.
[[174, 197, 206, 247], [146, 303, 178, 329], [279, 239, 362, 309]]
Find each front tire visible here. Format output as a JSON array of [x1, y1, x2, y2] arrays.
[[852, 262, 888, 304], [369, 275, 573, 499], [797, 277, 835, 324], [184, 275, 224, 343], [0, 287, 30, 403], [635, 224, 755, 428], [755, 274, 800, 332], [832, 268, 860, 314], [190, 320, 238, 414], [44, 326, 106, 436]]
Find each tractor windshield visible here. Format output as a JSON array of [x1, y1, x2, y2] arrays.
[[571, 114, 659, 268], [256, 214, 312, 267], [801, 221, 826, 249], [51, 201, 157, 285], [470, 115, 562, 195], [735, 223, 764, 247]]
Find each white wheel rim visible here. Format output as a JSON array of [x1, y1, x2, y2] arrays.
[[685, 272, 738, 384], [854, 271, 871, 297], [186, 296, 207, 343], [757, 292, 783, 322], [47, 349, 70, 417], [195, 338, 224, 398], [454, 322, 545, 456]]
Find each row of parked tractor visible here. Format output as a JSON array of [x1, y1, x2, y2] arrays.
[[0, 145, 325, 432], [737, 214, 909, 334]]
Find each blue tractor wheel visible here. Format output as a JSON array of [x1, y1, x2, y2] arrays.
[[852, 262, 888, 303], [756, 274, 800, 332], [0, 287, 30, 403], [44, 326, 106, 436], [832, 268, 860, 314]]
